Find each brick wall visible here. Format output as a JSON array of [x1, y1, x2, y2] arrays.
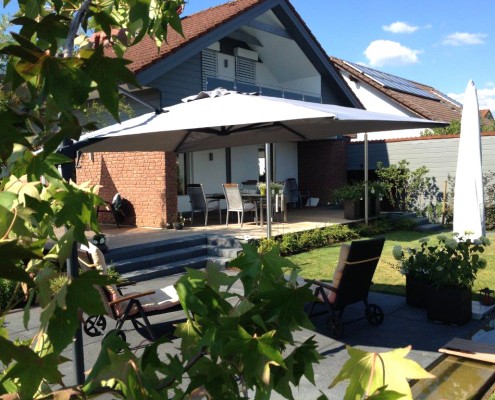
[[77, 151, 178, 228], [298, 138, 349, 203]]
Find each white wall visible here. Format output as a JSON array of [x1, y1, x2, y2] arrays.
[[273, 142, 298, 182], [341, 74, 426, 141], [190, 149, 227, 193], [231, 145, 260, 182]]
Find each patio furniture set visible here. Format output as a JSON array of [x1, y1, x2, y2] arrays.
[[186, 178, 307, 227]]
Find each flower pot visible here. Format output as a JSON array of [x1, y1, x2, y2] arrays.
[[343, 197, 380, 220], [173, 222, 184, 230], [259, 187, 266, 196], [96, 243, 108, 253], [427, 285, 472, 325], [406, 275, 430, 308], [343, 199, 362, 219]]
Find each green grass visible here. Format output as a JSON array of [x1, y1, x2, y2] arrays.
[[287, 230, 495, 298]]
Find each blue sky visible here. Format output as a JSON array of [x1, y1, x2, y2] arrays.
[[2, 0, 493, 112], [182, 0, 495, 113]]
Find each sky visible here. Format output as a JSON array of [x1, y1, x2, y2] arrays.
[[181, 0, 495, 113], [1, 0, 494, 112]]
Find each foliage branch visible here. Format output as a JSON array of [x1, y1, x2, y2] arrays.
[[0, 0, 433, 398]]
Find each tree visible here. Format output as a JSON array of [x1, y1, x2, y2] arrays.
[[421, 118, 495, 136], [0, 0, 431, 398]]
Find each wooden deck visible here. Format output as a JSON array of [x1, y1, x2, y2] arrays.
[[91, 205, 356, 249]]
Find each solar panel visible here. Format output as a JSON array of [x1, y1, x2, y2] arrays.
[[346, 62, 440, 101]]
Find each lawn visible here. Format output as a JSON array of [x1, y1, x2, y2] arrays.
[[287, 230, 495, 298]]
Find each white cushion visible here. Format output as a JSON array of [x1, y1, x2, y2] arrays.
[[111, 285, 180, 317]]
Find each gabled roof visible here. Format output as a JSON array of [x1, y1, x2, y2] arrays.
[[481, 109, 493, 120], [120, 0, 262, 74], [93, 0, 358, 107], [330, 57, 462, 123]]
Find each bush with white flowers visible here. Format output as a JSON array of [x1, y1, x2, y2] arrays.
[[393, 233, 490, 289], [92, 233, 107, 246]]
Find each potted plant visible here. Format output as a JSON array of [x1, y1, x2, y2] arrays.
[[393, 238, 436, 308], [173, 213, 185, 230], [394, 233, 490, 324], [92, 233, 108, 253], [257, 182, 266, 196], [333, 181, 384, 219]]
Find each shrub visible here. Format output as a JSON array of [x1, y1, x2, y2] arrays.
[[280, 233, 303, 255], [353, 219, 394, 236], [0, 279, 24, 310], [390, 217, 418, 231], [257, 238, 278, 254], [322, 224, 359, 244]]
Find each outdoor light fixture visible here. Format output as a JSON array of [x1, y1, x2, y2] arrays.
[[224, 59, 228, 68], [209, 152, 214, 161], [479, 287, 495, 306]]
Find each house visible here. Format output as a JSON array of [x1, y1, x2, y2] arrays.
[[330, 57, 462, 141], [77, 0, 365, 227], [481, 109, 494, 127]]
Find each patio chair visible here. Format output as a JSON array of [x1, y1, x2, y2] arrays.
[[78, 243, 182, 342], [222, 183, 258, 227], [241, 180, 259, 193], [187, 183, 222, 225], [285, 178, 309, 208], [97, 193, 125, 228], [308, 236, 385, 339]]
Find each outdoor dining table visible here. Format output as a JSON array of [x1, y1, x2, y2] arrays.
[[206, 192, 287, 226]]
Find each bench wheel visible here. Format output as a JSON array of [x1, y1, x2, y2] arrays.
[[366, 304, 384, 326], [326, 316, 344, 339], [84, 315, 107, 337]]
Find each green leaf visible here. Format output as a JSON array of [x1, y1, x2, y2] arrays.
[[66, 269, 110, 316], [0, 109, 31, 163], [0, 336, 66, 399], [329, 345, 434, 400], [42, 56, 91, 110], [0, 240, 41, 283], [83, 47, 140, 122]]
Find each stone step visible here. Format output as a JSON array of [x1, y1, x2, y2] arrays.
[[416, 223, 444, 232], [410, 216, 430, 226], [386, 212, 417, 220], [112, 245, 208, 274], [105, 235, 207, 262], [120, 255, 231, 282]]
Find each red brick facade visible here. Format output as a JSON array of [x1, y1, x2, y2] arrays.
[[77, 151, 178, 228], [298, 138, 349, 203]]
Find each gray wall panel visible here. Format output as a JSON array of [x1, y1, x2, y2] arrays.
[[147, 53, 203, 107], [348, 135, 495, 184]]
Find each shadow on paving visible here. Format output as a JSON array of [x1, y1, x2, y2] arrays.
[[309, 291, 486, 355]]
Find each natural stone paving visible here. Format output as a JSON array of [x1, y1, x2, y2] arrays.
[[4, 274, 488, 399]]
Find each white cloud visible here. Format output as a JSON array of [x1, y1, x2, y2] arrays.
[[449, 83, 495, 114], [383, 21, 418, 34], [442, 32, 487, 46], [364, 40, 422, 67]]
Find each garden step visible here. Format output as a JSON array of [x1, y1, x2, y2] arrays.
[[385, 212, 417, 220], [119, 255, 231, 282], [105, 235, 207, 262], [112, 245, 208, 274], [416, 223, 444, 232], [410, 217, 430, 226]]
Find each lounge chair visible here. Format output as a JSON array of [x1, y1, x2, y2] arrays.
[[96, 193, 125, 227], [78, 243, 182, 342], [308, 237, 385, 339]]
